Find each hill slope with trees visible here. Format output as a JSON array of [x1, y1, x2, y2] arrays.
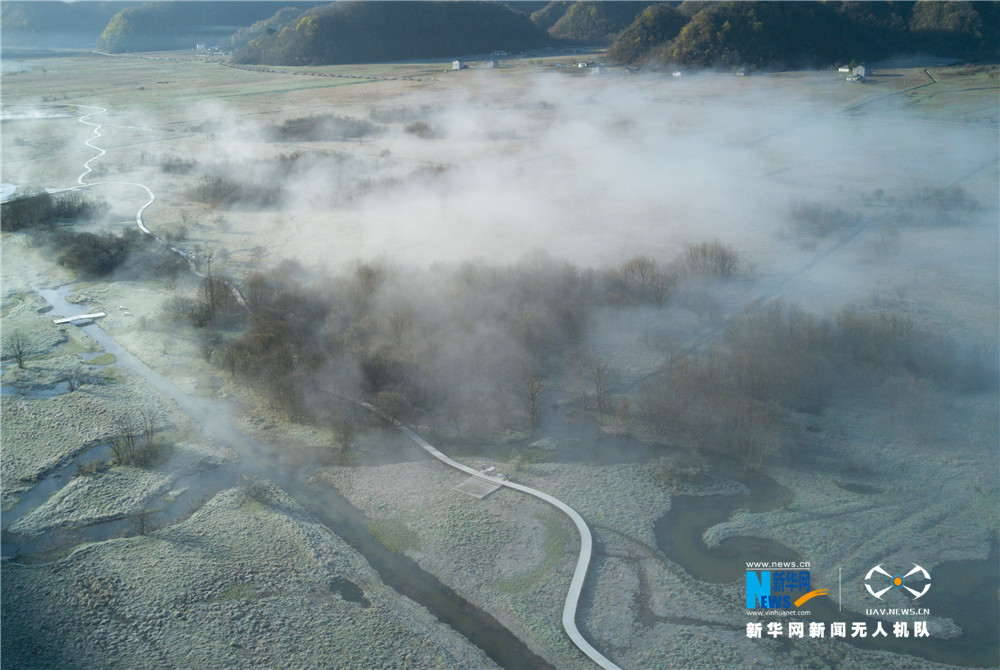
[[608, 1, 1000, 69], [96, 1, 323, 53], [2, 1, 139, 49], [232, 1, 549, 66], [547, 1, 650, 45]]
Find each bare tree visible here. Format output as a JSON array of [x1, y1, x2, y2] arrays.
[[63, 365, 86, 392], [202, 249, 218, 316], [386, 301, 417, 351], [621, 255, 656, 297], [332, 419, 355, 450], [684, 240, 739, 277], [137, 407, 159, 446], [242, 270, 270, 310], [585, 352, 613, 411], [729, 398, 778, 470], [5, 330, 28, 368], [219, 340, 242, 378], [198, 330, 219, 362], [111, 412, 140, 464], [130, 510, 155, 536], [519, 364, 545, 430], [649, 269, 676, 306]]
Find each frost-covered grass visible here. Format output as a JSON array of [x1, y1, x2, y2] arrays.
[[2, 485, 498, 669], [368, 517, 421, 553]]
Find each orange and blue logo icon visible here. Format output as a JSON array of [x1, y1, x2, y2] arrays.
[[864, 564, 931, 600]]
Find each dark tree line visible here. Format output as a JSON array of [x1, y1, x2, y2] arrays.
[[1, 191, 108, 232], [232, 1, 550, 66], [96, 1, 309, 53], [169, 247, 737, 435], [54, 228, 187, 279]]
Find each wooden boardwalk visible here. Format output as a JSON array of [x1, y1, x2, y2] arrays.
[[53, 312, 105, 324], [358, 402, 621, 670]]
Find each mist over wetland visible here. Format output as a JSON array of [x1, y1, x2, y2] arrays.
[[1, 3, 998, 668]]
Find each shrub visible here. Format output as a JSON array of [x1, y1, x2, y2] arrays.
[[404, 121, 437, 138], [0, 191, 109, 231], [56, 229, 137, 276], [267, 114, 381, 141], [188, 176, 280, 209], [242, 478, 273, 505], [684, 240, 739, 277], [790, 200, 860, 237], [160, 156, 197, 174]]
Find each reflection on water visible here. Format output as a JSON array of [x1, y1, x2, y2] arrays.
[[0, 381, 72, 398], [655, 468, 796, 584]]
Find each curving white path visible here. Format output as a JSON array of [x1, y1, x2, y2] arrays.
[[359, 403, 622, 670], [72, 106, 157, 233], [68, 106, 246, 306]]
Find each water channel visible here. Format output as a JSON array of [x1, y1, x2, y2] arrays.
[[2, 285, 552, 670]]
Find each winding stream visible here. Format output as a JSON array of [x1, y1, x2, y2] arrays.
[[655, 466, 998, 668]]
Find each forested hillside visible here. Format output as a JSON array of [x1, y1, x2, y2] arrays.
[[96, 2, 322, 53], [546, 1, 649, 45], [10, 0, 996, 68], [609, 1, 1000, 68], [2, 1, 138, 49], [232, 1, 549, 66]]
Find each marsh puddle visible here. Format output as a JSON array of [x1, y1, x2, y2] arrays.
[[835, 481, 884, 495], [2, 442, 112, 530], [1, 462, 241, 560], [654, 469, 799, 583], [0, 381, 72, 398]]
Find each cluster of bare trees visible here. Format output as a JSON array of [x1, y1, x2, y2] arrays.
[[166, 245, 750, 442], [637, 300, 998, 469], [109, 409, 162, 467], [4, 330, 29, 368], [683, 240, 740, 277], [0, 191, 109, 232], [790, 200, 861, 238]]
